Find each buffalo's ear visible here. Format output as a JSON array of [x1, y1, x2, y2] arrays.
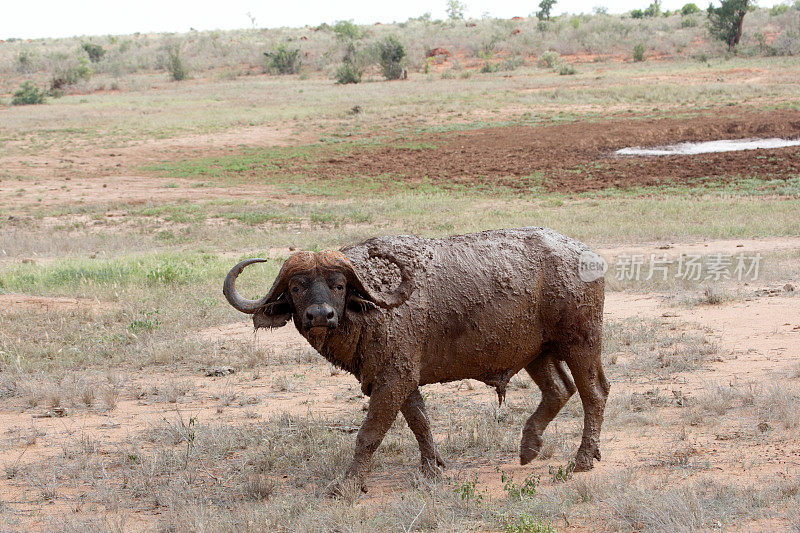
[[253, 295, 293, 329], [346, 293, 378, 313]]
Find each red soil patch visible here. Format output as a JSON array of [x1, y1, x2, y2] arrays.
[[309, 110, 800, 193]]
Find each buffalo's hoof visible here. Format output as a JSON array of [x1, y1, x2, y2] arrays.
[[573, 445, 601, 472], [519, 434, 543, 465], [421, 453, 446, 477]]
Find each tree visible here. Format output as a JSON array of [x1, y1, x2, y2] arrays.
[[681, 2, 701, 15], [643, 0, 662, 17], [707, 0, 752, 51], [537, 0, 557, 20], [377, 36, 406, 80], [446, 0, 466, 20]]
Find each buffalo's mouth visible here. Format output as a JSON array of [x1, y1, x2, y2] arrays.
[[307, 323, 337, 331], [303, 304, 338, 331]]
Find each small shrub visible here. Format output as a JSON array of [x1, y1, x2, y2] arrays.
[[499, 468, 540, 500], [334, 61, 362, 84], [16, 49, 35, 73], [633, 43, 646, 62], [166, 44, 188, 81], [558, 63, 576, 75], [480, 58, 500, 73], [631, 9, 644, 18], [50, 59, 92, 92], [147, 260, 189, 283], [11, 81, 46, 105], [501, 56, 525, 71], [81, 42, 105, 63], [681, 2, 701, 14], [128, 310, 161, 333], [537, 50, 560, 68], [501, 513, 556, 533], [377, 36, 406, 80], [264, 44, 302, 74], [681, 15, 699, 27], [452, 475, 484, 502], [549, 461, 575, 483]]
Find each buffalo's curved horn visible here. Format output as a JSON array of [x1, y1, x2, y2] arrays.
[[222, 258, 273, 314]]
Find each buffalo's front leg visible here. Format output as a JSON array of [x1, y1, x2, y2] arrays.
[[339, 376, 416, 493], [401, 388, 445, 475]]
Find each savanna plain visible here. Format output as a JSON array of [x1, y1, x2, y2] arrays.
[[1, 12, 800, 532]]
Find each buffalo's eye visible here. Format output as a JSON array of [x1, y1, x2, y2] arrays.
[[336, 284, 344, 291], [291, 286, 300, 293]]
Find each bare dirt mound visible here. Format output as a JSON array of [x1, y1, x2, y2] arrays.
[[318, 110, 800, 192]]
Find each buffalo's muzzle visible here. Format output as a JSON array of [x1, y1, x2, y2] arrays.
[[304, 304, 338, 329]]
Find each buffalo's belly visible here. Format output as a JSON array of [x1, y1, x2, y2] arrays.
[[417, 317, 544, 386]]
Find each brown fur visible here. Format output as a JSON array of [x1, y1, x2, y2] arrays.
[[224, 227, 609, 492]]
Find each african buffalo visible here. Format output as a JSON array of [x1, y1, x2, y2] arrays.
[[223, 228, 609, 492]]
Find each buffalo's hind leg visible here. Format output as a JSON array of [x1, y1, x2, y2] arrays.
[[520, 352, 577, 465], [402, 388, 446, 475], [564, 342, 610, 472]]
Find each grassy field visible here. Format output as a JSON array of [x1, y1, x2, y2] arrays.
[[1, 32, 800, 532]]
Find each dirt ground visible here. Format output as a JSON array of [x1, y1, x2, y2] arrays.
[[2, 110, 799, 212], [1, 236, 798, 530], [2, 89, 800, 529], [311, 110, 800, 192]]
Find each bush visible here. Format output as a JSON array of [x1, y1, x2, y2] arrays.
[[81, 42, 106, 63], [332, 20, 363, 41], [16, 49, 35, 73], [631, 9, 644, 18], [11, 81, 46, 105], [50, 59, 92, 92], [166, 44, 188, 81], [377, 36, 406, 80], [681, 2, 701, 15], [264, 44, 302, 74], [681, 15, 699, 27], [501, 56, 525, 71], [537, 50, 560, 68], [770, 3, 790, 15], [334, 61, 362, 84], [633, 43, 646, 61], [558, 63, 576, 75]]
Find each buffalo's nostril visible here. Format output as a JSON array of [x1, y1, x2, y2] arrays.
[[326, 310, 335, 320]]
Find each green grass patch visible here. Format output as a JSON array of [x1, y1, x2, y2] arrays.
[[0, 252, 277, 295]]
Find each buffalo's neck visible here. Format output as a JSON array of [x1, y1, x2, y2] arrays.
[[300, 321, 362, 377]]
